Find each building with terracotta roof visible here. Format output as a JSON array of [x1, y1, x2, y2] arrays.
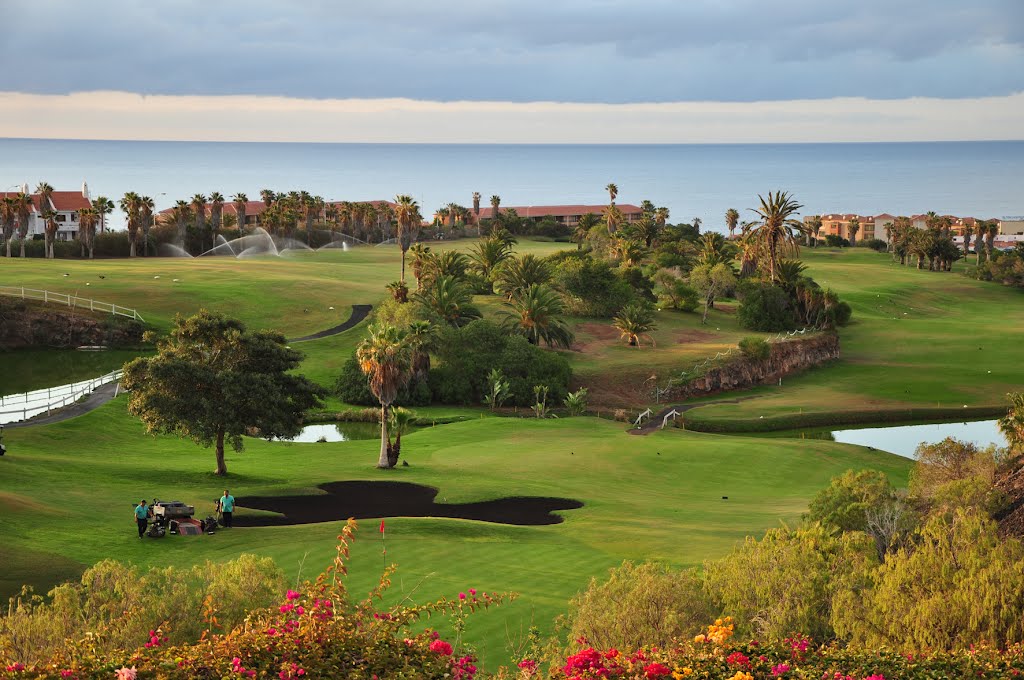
[[476, 203, 643, 227], [807, 212, 1010, 244], [0, 182, 93, 241]]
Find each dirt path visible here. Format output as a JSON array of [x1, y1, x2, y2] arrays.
[[289, 304, 372, 342]]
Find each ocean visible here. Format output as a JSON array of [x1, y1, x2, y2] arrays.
[[0, 139, 1021, 230]]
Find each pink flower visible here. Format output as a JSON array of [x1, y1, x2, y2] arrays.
[[59, 671, 74, 679], [518, 659, 538, 670], [286, 589, 301, 601], [644, 662, 672, 678], [459, 592, 467, 600], [771, 663, 791, 676], [266, 627, 278, 636], [279, 603, 294, 613], [864, 676, 886, 680], [295, 605, 305, 615], [469, 588, 477, 596], [430, 639, 454, 656], [5, 664, 25, 673], [115, 667, 138, 680]]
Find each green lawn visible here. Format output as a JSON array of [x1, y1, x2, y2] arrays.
[[0, 399, 909, 668]]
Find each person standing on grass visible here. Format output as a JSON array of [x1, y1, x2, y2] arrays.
[[219, 489, 235, 527], [133, 499, 149, 538]]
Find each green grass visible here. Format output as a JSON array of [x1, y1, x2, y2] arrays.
[[0, 398, 910, 668], [1, 348, 142, 394]]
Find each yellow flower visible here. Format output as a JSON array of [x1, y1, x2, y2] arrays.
[[671, 668, 693, 679], [693, 634, 706, 643], [728, 672, 753, 680]]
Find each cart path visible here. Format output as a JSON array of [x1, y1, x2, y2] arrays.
[[7, 304, 373, 429], [288, 304, 372, 342]]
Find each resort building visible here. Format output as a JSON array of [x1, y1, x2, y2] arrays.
[[1001, 217, 1024, 236], [475, 204, 644, 226], [808, 213, 1014, 244], [0, 183, 93, 241]]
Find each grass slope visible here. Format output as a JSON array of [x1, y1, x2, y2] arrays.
[[0, 398, 910, 666]]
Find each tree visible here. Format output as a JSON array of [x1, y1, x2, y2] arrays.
[[386, 407, 416, 467], [471, 191, 481, 221], [750, 191, 805, 282], [468, 235, 512, 283], [564, 387, 588, 416], [603, 204, 624, 235], [612, 303, 657, 347], [119, 192, 140, 257], [493, 254, 553, 300], [233, 193, 248, 233], [394, 194, 420, 283], [122, 311, 324, 475], [1, 197, 17, 257], [42, 211, 58, 259], [173, 200, 191, 244], [139, 195, 155, 256], [807, 215, 823, 247], [78, 207, 99, 259], [209, 191, 225, 245], [807, 470, 898, 534], [413, 275, 481, 327], [999, 392, 1024, 470], [635, 216, 660, 247], [356, 324, 413, 469], [848, 217, 860, 246], [406, 319, 436, 383], [690, 263, 737, 324], [191, 193, 207, 251], [654, 270, 698, 311], [489, 194, 501, 228], [725, 208, 740, 238], [573, 213, 599, 249], [605, 182, 618, 204], [499, 284, 574, 349], [15, 192, 32, 257], [93, 195, 114, 234], [36, 182, 53, 214], [260, 188, 276, 208]]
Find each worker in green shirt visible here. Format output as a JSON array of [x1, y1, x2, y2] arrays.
[[133, 499, 149, 539], [219, 490, 235, 528]]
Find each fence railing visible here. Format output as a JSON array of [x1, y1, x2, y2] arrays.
[[0, 369, 123, 425], [0, 286, 144, 322], [651, 325, 824, 403]]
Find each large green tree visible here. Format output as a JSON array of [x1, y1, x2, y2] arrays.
[[750, 191, 805, 282], [394, 194, 420, 282], [122, 311, 324, 475], [499, 284, 574, 349]]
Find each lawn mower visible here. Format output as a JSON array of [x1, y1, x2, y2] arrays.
[[150, 499, 218, 536]]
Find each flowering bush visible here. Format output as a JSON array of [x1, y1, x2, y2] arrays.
[[0, 520, 511, 679]]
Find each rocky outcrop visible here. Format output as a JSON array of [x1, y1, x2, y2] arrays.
[[0, 299, 144, 349], [663, 333, 839, 400]]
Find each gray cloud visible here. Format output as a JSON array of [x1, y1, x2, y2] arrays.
[[0, 0, 1021, 102]]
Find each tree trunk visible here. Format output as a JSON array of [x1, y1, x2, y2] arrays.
[[89, 245, 94, 259], [702, 297, 711, 324], [19, 240, 25, 257], [377, 404, 391, 468], [130, 240, 136, 257], [215, 429, 228, 475]]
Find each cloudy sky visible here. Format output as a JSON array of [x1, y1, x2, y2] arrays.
[[0, 0, 1021, 142]]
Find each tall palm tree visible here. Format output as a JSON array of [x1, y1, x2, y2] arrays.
[[962, 224, 973, 260], [139, 196, 155, 256], [406, 319, 437, 383], [394, 194, 420, 282], [605, 182, 618, 205], [356, 324, 413, 469], [750, 191, 805, 282], [736, 233, 760, 277], [93, 195, 114, 234], [489, 194, 501, 232], [603, 204, 624, 235], [15, 192, 32, 257], [209, 191, 225, 245], [499, 284, 574, 349], [120, 192, 141, 257], [986, 222, 998, 260], [725, 208, 740, 239], [191, 193, 207, 250], [472, 191, 481, 220], [635, 215, 660, 247], [413, 275, 481, 327], [43, 210, 59, 258], [408, 243, 432, 290], [260, 189, 276, 208], [233, 193, 248, 233], [445, 201, 460, 232], [78, 207, 99, 259], [806, 215, 823, 247], [1, 197, 17, 257], [848, 217, 860, 246], [573, 212, 599, 249], [386, 407, 417, 467], [173, 200, 191, 244], [613, 303, 657, 348], [36, 182, 54, 215], [655, 206, 670, 229]]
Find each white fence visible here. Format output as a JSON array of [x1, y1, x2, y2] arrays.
[[0, 369, 123, 425], [0, 286, 144, 322]]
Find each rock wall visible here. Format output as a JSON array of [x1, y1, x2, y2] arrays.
[[0, 299, 144, 349], [664, 333, 840, 400]]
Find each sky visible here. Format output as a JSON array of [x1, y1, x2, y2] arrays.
[[0, 0, 1022, 142]]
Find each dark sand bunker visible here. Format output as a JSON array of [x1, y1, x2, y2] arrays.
[[235, 481, 583, 527]]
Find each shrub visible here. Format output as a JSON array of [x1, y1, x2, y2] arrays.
[[860, 238, 887, 252], [737, 337, 770, 361], [654, 270, 699, 312], [552, 256, 636, 317], [334, 356, 431, 407], [824, 234, 850, 247], [567, 561, 714, 651], [737, 283, 796, 332]]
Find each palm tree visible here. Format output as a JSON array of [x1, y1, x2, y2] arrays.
[[191, 193, 207, 250], [848, 217, 860, 246], [750, 191, 804, 282], [609, 237, 647, 267], [736, 233, 760, 277], [603, 204, 624, 235], [986, 222, 998, 260], [499, 284, 574, 349], [413, 275, 481, 327], [493, 254, 553, 300], [120, 192, 141, 257], [696, 232, 733, 267], [233, 193, 248, 233], [573, 213, 599, 249], [472, 191, 481, 220], [173, 200, 191, 244], [635, 216, 661, 247], [78, 207, 99, 259], [394, 194, 420, 282], [93, 195, 114, 234], [488, 195, 501, 233], [356, 324, 413, 469], [386, 280, 409, 303], [139, 196, 155, 256], [386, 407, 417, 467], [655, 207, 670, 229], [725, 208, 740, 238], [692, 217, 702, 234], [605, 182, 618, 205], [613, 303, 657, 348], [15, 192, 32, 257], [36, 182, 54, 215], [1, 197, 17, 257], [408, 243, 432, 290], [260, 189, 276, 208], [806, 215, 823, 247], [209, 191, 225, 245], [469, 235, 512, 284], [962, 224, 973, 260], [43, 210, 58, 258]]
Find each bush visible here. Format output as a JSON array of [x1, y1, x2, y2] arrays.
[[737, 336, 770, 361], [567, 562, 714, 652], [737, 283, 797, 332], [861, 238, 887, 252], [334, 356, 431, 407], [824, 234, 850, 247], [553, 255, 636, 317]]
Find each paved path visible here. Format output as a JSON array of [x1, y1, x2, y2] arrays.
[[7, 304, 374, 429], [289, 304, 372, 342]]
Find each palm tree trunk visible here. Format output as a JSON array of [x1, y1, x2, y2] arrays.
[[401, 251, 407, 283], [377, 404, 391, 468], [215, 429, 228, 476]]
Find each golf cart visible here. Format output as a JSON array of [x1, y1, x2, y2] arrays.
[[150, 499, 217, 537]]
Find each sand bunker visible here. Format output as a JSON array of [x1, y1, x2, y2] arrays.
[[234, 481, 583, 527]]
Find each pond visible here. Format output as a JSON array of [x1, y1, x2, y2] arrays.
[[273, 422, 384, 443], [776, 419, 1006, 458]]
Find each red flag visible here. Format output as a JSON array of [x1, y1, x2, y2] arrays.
[[379, 519, 385, 533]]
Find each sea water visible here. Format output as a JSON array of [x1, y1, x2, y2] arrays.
[[0, 139, 1021, 230]]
